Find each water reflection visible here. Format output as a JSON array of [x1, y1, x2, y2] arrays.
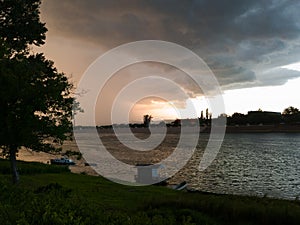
[[173, 133, 300, 200], [77, 130, 300, 199]]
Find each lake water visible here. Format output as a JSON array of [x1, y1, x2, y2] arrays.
[[175, 133, 300, 200], [76, 130, 300, 200]]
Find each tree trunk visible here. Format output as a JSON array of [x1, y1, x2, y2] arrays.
[[9, 145, 19, 184]]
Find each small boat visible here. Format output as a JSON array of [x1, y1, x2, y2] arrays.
[[50, 157, 75, 165]]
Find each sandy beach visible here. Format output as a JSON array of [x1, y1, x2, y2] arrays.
[[16, 140, 99, 176]]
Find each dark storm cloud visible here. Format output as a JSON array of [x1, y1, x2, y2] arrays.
[[257, 68, 300, 86], [41, 0, 300, 91]]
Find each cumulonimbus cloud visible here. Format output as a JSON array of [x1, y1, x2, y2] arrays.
[[41, 0, 300, 94]]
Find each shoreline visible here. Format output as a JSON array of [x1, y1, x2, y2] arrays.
[[222, 124, 300, 133], [92, 124, 300, 134], [2, 128, 299, 201]]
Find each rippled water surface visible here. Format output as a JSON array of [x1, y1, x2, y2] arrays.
[[177, 133, 300, 200], [77, 130, 300, 199]]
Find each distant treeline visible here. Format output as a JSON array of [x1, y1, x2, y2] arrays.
[[225, 106, 300, 126], [76, 106, 300, 129]]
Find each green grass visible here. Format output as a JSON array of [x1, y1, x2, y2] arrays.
[[1, 160, 300, 225], [0, 158, 69, 175]]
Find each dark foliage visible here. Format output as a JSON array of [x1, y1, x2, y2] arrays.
[[0, 0, 76, 183]]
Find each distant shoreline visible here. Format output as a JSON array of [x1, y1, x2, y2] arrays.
[[75, 124, 300, 134], [223, 124, 300, 133]]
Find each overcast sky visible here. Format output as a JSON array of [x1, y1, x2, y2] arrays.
[[36, 0, 300, 125]]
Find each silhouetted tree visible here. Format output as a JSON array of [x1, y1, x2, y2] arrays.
[[282, 106, 300, 124], [171, 119, 181, 127], [0, 0, 76, 183], [283, 106, 299, 115], [143, 115, 152, 128], [228, 113, 248, 125]]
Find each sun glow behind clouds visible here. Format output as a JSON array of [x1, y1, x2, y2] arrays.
[[139, 62, 300, 121], [131, 97, 211, 122], [148, 100, 179, 120], [130, 97, 210, 122], [129, 99, 178, 123]]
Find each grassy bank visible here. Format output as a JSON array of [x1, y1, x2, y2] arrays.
[[0, 160, 300, 225]]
